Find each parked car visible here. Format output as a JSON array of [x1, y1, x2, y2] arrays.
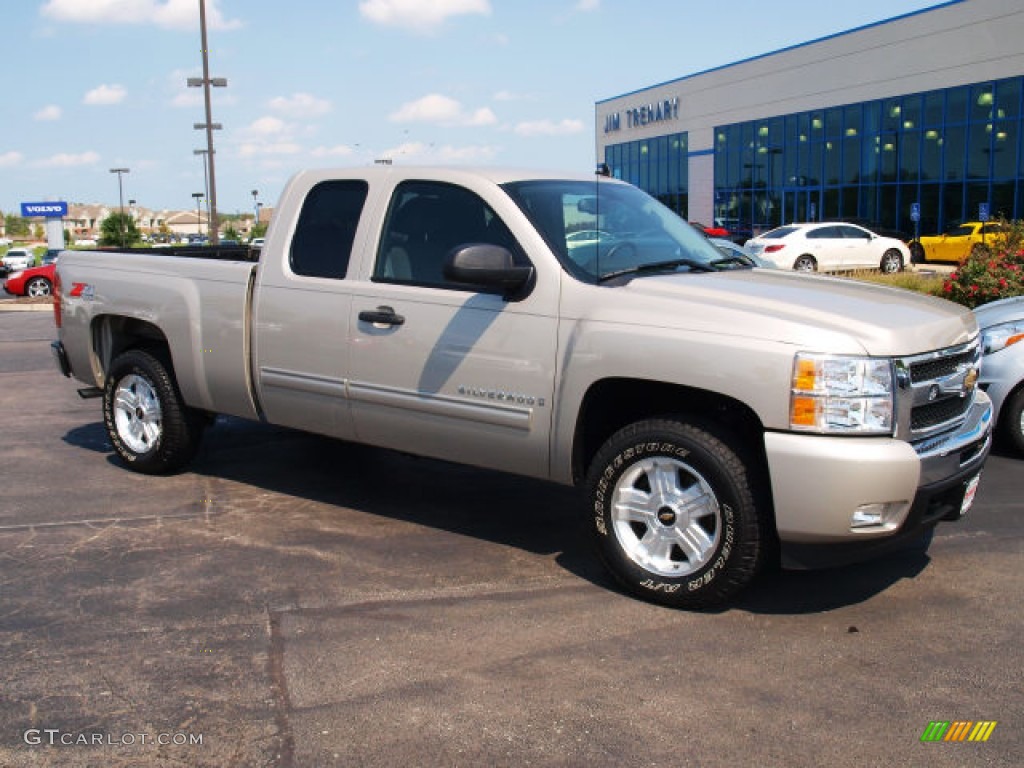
[[3, 263, 56, 297], [2, 248, 36, 276], [975, 296, 1024, 455], [745, 222, 909, 273], [690, 221, 730, 238], [911, 221, 1008, 263], [41, 249, 61, 265], [708, 238, 776, 268]]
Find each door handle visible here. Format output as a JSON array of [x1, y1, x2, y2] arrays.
[[358, 306, 405, 326]]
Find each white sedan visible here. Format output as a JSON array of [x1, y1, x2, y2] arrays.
[[745, 222, 910, 273]]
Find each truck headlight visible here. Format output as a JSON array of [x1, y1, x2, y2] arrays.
[[981, 320, 1024, 355], [790, 353, 894, 434]]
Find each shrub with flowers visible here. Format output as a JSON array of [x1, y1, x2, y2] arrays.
[[942, 218, 1024, 308]]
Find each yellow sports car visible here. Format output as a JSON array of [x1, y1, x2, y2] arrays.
[[911, 221, 1008, 263]]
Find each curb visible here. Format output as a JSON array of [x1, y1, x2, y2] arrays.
[[0, 301, 53, 312]]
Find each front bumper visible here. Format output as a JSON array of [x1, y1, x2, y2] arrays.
[[766, 390, 992, 569]]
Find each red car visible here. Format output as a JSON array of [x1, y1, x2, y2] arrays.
[[3, 263, 56, 297], [689, 221, 730, 238]]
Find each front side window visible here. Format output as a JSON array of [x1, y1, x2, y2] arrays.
[[502, 179, 729, 283], [290, 180, 368, 279], [374, 181, 522, 288]]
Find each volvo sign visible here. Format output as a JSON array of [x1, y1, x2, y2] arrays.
[[21, 201, 68, 218]]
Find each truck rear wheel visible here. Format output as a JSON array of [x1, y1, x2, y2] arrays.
[[584, 418, 767, 608], [102, 349, 204, 474]]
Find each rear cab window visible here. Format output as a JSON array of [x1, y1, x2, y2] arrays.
[[289, 180, 369, 279]]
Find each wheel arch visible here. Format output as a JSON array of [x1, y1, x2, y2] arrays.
[[793, 254, 817, 271], [89, 314, 174, 384], [571, 377, 770, 489]]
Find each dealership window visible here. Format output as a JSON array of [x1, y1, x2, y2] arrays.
[[604, 131, 689, 217], [711, 75, 1024, 235]]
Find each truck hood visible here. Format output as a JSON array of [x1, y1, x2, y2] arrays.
[[582, 269, 977, 357]]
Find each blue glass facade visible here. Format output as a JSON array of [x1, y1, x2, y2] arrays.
[[603, 76, 1024, 239], [712, 76, 1023, 237], [603, 132, 689, 217]]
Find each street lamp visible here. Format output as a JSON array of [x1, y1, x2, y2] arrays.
[[194, 149, 211, 228], [186, 0, 227, 245], [192, 192, 204, 238], [109, 167, 130, 248], [251, 189, 259, 235]]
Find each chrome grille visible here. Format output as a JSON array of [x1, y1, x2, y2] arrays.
[[894, 339, 981, 441], [909, 351, 974, 383]]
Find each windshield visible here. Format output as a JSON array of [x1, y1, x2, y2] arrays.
[[501, 179, 735, 283]]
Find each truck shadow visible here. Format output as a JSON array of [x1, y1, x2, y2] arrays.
[[64, 415, 933, 615]]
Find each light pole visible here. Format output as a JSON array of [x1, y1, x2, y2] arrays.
[[109, 167, 129, 247], [251, 189, 259, 237], [187, 0, 227, 245], [192, 192, 204, 239], [194, 149, 211, 229]]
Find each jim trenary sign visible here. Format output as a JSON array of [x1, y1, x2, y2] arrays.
[[604, 97, 680, 134]]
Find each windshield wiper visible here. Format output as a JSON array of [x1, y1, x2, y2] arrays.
[[597, 258, 715, 283], [709, 255, 754, 269]]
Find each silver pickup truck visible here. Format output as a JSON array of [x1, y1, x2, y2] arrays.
[[52, 166, 992, 608]]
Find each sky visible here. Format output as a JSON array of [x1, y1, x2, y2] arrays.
[[2, 0, 946, 217]]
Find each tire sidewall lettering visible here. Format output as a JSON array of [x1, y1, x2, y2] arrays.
[[592, 437, 738, 593]]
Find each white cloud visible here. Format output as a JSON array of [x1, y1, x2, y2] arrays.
[[268, 93, 332, 119], [36, 151, 101, 168], [0, 151, 24, 168], [41, 0, 241, 31], [84, 84, 126, 106], [576, 0, 600, 11], [247, 116, 290, 136], [436, 144, 498, 162], [34, 105, 62, 121], [311, 145, 356, 158], [378, 141, 496, 163], [390, 94, 497, 126], [359, 0, 490, 33], [237, 117, 305, 158], [238, 142, 302, 158], [514, 118, 585, 137], [171, 90, 203, 108]]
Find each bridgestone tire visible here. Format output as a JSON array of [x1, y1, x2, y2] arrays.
[[585, 418, 768, 609], [102, 349, 204, 474]]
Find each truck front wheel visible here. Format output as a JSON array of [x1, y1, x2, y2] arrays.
[[585, 418, 768, 608], [102, 349, 204, 474]]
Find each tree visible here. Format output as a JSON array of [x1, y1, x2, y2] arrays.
[[4, 214, 30, 238], [99, 213, 141, 247], [223, 223, 240, 241]]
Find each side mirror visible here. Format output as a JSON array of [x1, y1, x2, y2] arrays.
[[444, 244, 534, 300]]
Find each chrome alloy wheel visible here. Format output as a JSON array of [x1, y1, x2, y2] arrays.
[[609, 456, 722, 578], [113, 373, 163, 454]]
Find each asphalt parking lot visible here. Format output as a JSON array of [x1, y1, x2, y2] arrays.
[[1, 309, 1021, 768]]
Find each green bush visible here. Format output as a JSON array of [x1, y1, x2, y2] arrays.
[[941, 218, 1024, 308]]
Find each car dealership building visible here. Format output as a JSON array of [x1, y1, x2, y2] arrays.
[[595, 0, 1024, 239]]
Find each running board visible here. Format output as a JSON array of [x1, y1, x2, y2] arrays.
[[77, 387, 103, 399]]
